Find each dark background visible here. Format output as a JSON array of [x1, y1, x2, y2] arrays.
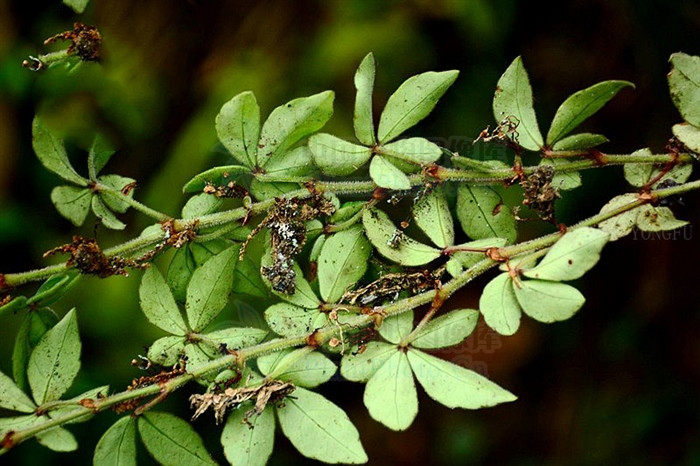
[[0, 0, 698, 464]]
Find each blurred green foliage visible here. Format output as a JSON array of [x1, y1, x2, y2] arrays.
[[0, 0, 698, 464]]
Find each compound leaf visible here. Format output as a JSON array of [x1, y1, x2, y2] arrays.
[[222, 406, 274, 466], [318, 226, 372, 303], [138, 412, 217, 466], [186, 246, 238, 332], [457, 185, 516, 243], [32, 117, 87, 186], [308, 133, 372, 176], [216, 91, 260, 168], [340, 341, 397, 382], [369, 155, 411, 190], [412, 186, 454, 248], [378, 137, 442, 165], [410, 309, 479, 349], [514, 279, 585, 322], [265, 303, 324, 338], [479, 273, 521, 336], [364, 350, 417, 431], [378, 310, 414, 344], [139, 267, 188, 335], [257, 349, 336, 388], [51, 186, 92, 226], [93, 417, 137, 466]]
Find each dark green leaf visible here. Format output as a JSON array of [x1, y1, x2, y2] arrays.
[[354, 52, 377, 145], [13, 309, 58, 391], [668, 53, 700, 126], [478, 273, 521, 335], [93, 417, 137, 466], [514, 279, 585, 322], [216, 91, 260, 168], [364, 350, 417, 431], [493, 57, 543, 151], [369, 155, 411, 190], [51, 186, 92, 226], [258, 91, 334, 168], [32, 117, 87, 186], [138, 412, 217, 466], [457, 185, 517, 243], [329, 201, 365, 224], [378, 70, 459, 143], [91, 196, 125, 230], [362, 208, 441, 266], [139, 267, 188, 335], [408, 349, 517, 408], [318, 226, 371, 303], [551, 133, 608, 151], [186, 246, 238, 332], [27, 308, 81, 404], [547, 81, 634, 144], [0, 370, 35, 413], [29, 272, 80, 308], [221, 406, 274, 466], [412, 186, 454, 248], [182, 165, 250, 194], [308, 133, 373, 176], [410, 309, 479, 349], [257, 349, 336, 388], [523, 227, 609, 281], [277, 387, 367, 464], [377, 137, 442, 165]]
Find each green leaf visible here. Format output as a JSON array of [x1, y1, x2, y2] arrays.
[[183, 342, 219, 374], [597, 194, 639, 241], [87, 135, 115, 177], [257, 349, 336, 388], [216, 91, 260, 168], [514, 279, 585, 322], [36, 426, 78, 452], [27, 309, 81, 404], [277, 387, 367, 464], [204, 327, 268, 350], [51, 186, 92, 226], [98, 175, 136, 213], [457, 185, 517, 243], [13, 309, 58, 391], [407, 349, 517, 408], [63, 0, 89, 14], [249, 179, 299, 201], [139, 267, 188, 335], [410, 309, 479, 349], [340, 341, 397, 382], [258, 146, 316, 182], [412, 186, 454, 248], [182, 165, 250, 194], [31, 117, 87, 186], [624, 148, 692, 188], [138, 412, 217, 466], [0, 370, 36, 413], [94, 417, 137, 466], [451, 155, 510, 172], [672, 123, 700, 154], [379, 310, 414, 344], [479, 273, 521, 336], [260, 253, 320, 308], [538, 158, 582, 191], [147, 336, 186, 366], [186, 246, 238, 332], [182, 193, 224, 219], [167, 246, 197, 303], [551, 133, 608, 151], [668, 53, 700, 127], [0, 295, 27, 315], [29, 272, 79, 308], [308, 133, 373, 176], [318, 226, 372, 303], [222, 406, 274, 466], [329, 201, 365, 223], [362, 208, 441, 266], [50, 385, 110, 424], [233, 235, 269, 298], [354, 53, 377, 145], [91, 196, 126, 230], [364, 350, 417, 431], [547, 80, 634, 144], [493, 57, 543, 151], [378, 70, 459, 143], [265, 303, 324, 337], [0, 414, 44, 435], [378, 137, 442, 165], [523, 227, 609, 281], [636, 205, 688, 232], [369, 155, 411, 190], [258, 91, 335, 168]]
